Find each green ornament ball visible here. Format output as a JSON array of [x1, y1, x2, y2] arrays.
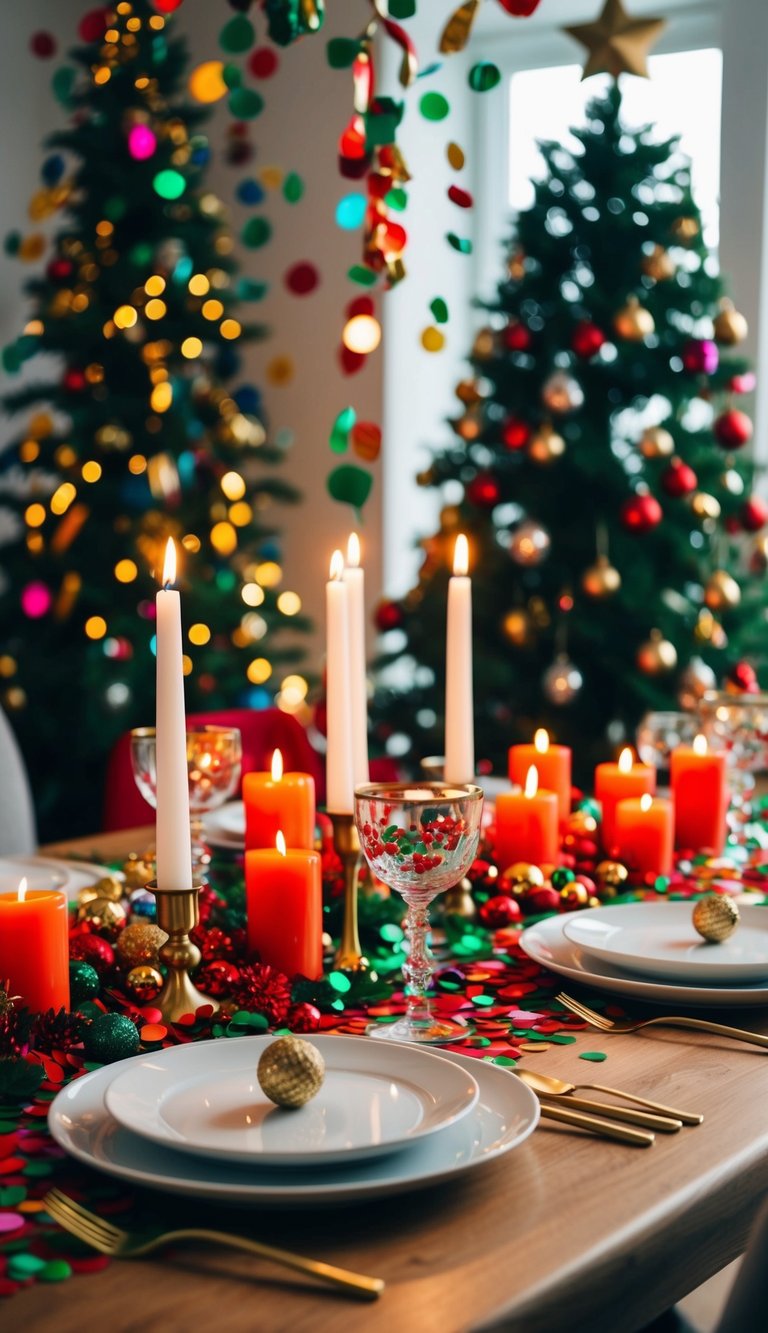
[[577, 798, 601, 821], [69, 961, 100, 1003], [84, 1013, 140, 1064], [76, 999, 103, 1022], [551, 867, 576, 890]]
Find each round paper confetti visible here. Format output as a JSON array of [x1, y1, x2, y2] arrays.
[[0, 1212, 23, 1233], [447, 232, 472, 254], [469, 62, 501, 92], [430, 297, 449, 323], [228, 88, 264, 120], [385, 187, 407, 211], [447, 141, 465, 170], [249, 48, 279, 79], [222, 63, 242, 90], [347, 264, 377, 287], [336, 194, 367, 230], [420, 91, 450, 122], [346, 295, 375, 319], [237, 179, 265, 205], [421, 326, 445, 353], [330, 407, 356, 453], [241, 217, 272, 248], [352, 422, 382, 461], [219, 15, 255, 54], [448, 185, 473, 209], [339, 344, 366, 376], [327, 38, 361, 69], [30, 32, 56, 59], [284, 262, 319, 296], [327, 464, 374, 510], [283, 172, 304, 203], [79, 10, 110, 43], [260, 166, 283, 190], [266, 356, 294, 386], [189, 61, 228, 103], [579, 1051, 608, 1062]]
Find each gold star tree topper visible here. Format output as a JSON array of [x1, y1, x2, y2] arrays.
[[565, 0, 666, 81]]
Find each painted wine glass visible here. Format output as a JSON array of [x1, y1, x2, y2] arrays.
[[354, 782, 484, 1044]]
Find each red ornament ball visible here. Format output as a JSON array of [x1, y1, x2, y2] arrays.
[[681, 339, 719, 375], [374, 599, 404, 633], [661, 458, 697, 498], [740, 496, 768, 532], [284, 262, 319, 296], [714, 409, 753, 450], [30, 32, 57, 58], [620, 494, 663, 533], [729, 371, 756, 395], [728, 661, 758, 693], [466, 472, 500, 508], [69, 934, 115, 975], [479, 895, 521, 929], [151, 0, 185, 12], [47, 258, 73, 282], [288, 1002, 321, 1033], [249, 48, 279, 79], [196, 960, 240, 998], [63, 368, 86, 392], [524, 886, 561, 915], [503, 322, 532, 352], [78, 8, 111, 42], [571, 320, 605, 360], [501, 416, 530, 450]]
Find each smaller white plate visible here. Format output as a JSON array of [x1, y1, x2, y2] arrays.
[[0, 855, 109, 902], [563, 903, 768, 983], [203, 801, 245, 850], [105, 1036, 479, 1166]]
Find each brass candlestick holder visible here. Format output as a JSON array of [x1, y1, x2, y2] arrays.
[[148, 882, 219, 1023], [330, 813, 370, 973]]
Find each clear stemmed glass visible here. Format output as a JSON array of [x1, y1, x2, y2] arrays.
[[698, 692, 768, 844], [131, 726, 243, 874], [636, 710, 701, 781], [354, 782, 484, 1044]]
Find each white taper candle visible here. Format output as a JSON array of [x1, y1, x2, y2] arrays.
[[155, 538, 193, 891], [343, 532, 370, 790], [444, 533, 475, 785]]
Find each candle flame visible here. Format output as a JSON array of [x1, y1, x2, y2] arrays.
[[640, 793, 653, 813], [17, 876, 28, 903], [271, 748, 283, 782], [534, 728, 549, 755], [524, 765, 539, 799], [330, 549, 344, 581], [347, 532, 361, 568], [618, 747, 633, 774], [276, 830, 287, 857], [453, 534, 469, 577], [693, 733, 708, 755], [162, 537, 177, 588]]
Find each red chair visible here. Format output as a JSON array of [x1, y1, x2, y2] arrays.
[[102, 708, 326, 831]]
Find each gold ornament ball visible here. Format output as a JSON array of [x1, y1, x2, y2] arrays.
[[508, 249, 526, 281], [694, 609, 727, 649], [614, 296, 655, 341], [528, 424, 565, 465], [670, 216, 700, 243], [704, 570, 741, 612], [90, 875, 125, 903], [677, 657, 717, 710], [750, 535, 768, 576], [472, 327, 496, 361], [440, 504, 462, 532], [692, 895, 740, 943], [641, 245, 676, 282], [116, 922, 168, 969], [453, 409, 483, 442], [582, 555, 621, 599], [76, 897, 127, 935], [636, 630, 678, 676], [713, 303, 748, 346], [502, 609, 532, 648], [455, 378, 483, 407], [566, 810, 598, 837], [126, 964, 163, 1002], [501, 862, 545, 896], [560, 881, 590, 909], [443, 878, 476, 920], [257, 1036, 326, 1109], [595, 860, 629, 899], [691, 492, 721, 522], [639, 427, 674, 459], [541, 371, 584, 414], [122, 853, 154, 889]]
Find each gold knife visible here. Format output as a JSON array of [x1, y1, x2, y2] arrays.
[[539, 1102, 655, 1147], [535, 1093, 681, 1133]]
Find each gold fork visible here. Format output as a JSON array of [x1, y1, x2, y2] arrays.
[[556, 992, 768, 1050], [43, 1189, 383, 1301]]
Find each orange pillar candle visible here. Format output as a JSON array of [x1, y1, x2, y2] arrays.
[[495, 765, 559, 870], [243, 749, 315, 851], [509, 729, 572, 824], [670, 733, 728, 853], [245, 832, 323, 979], [595, 747, 656, 853], [0, 879, 70, 1013], [614, 793, 674, 877]]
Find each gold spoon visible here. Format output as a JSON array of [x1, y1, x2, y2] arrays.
[[517, 1061, 704, 1125], [515, 1070, 682, 1132]]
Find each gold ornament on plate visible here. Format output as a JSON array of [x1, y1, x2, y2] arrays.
[[692, 895, 739, 943], [636, 629, 677, 675], [582, 554, 621, 599], [125, 964, 163, 1001], [257, 1036, 326, 1109], [115, 922, 168, 969], [528, 423, 565, 465], [691, 492, 721, 521], [641, 245, 676, 281], [713, 302, 748, 346], [502, 608, 533, 647], [502, 862, 545, 896], [670, 216, 700, 243], [614, 295, 655, 341], [639, 426, 674, 459], [704, 570, 741, 612]]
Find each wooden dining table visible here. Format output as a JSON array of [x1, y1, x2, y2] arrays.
[[12, 825, 768, 1333]]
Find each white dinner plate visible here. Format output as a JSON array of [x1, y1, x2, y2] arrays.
[[203, 801, 245, 850], [104, 1036, 479, 1166], [520, 909, 768, 1007], [0, 855, 110, 902], [563, 903, 768, 984], [48, 1039, 539, 1207]]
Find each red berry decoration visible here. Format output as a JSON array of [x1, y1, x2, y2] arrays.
[[196, 960, 241, 998], [714, 409, 753, 450], [661, 458, 697, 498], [740, 496, 768, 532], [571, 320, 605, 359], [229, 963, 291, 1026], [30, 32, 57, 58], [503, 322, 532, 352], [620, 494, 663, 533], [249, 48, 279, 79], [284, 262, 319, 296], [374, 599, 404, 633], [478, 895, 521, 929], [63, 368, 87, 392], [47, 258, 73, 282], [288, 1002, 321, 1033], [681, 339, 719, 375], [466, 472, 500, 507], [501, 417, 530, 450]]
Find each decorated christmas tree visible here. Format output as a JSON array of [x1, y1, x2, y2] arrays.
[[0, 1, 307, 838], [373, 80, 767, 782]]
